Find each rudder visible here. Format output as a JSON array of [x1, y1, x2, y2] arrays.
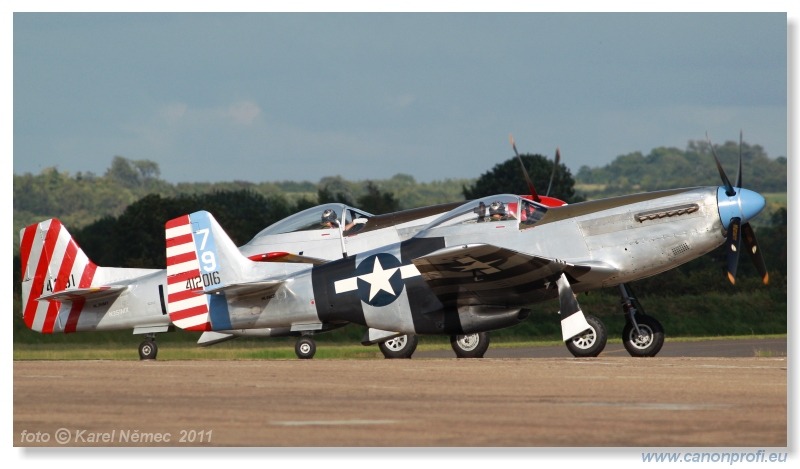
[[19, 219, 97, 333], [165, 214, 213, 331]]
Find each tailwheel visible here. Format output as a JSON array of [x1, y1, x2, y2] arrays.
[[565, 314, 607, 357], [295, 336, 316, 359], [138, 339, 158, 360], [622, 314, 664, 357], [450, 332, 490, 358], [378, 334, 418, 359]]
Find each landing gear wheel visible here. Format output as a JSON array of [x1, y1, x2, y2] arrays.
[[295, 337, 316, 359], [565, 314, 607, 357], [622, 314, 664, 357], [138, 340, 158, 360], [378, 334, 418, 359], [450, 332, 490, 358]]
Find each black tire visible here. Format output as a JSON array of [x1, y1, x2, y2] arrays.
[[295, 337, 316, 359], [450, 332, 490, 358], [138, 340, 158, 360], [378, 334, 418, 359], [622, 314, 664, 357], [565, 314, 607, 357]]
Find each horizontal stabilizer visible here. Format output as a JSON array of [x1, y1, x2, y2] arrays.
[[197, 331, 237, 347], [37, 285, 128, 302]]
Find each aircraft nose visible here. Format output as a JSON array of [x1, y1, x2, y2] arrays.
[[717, 187, 766, 229]]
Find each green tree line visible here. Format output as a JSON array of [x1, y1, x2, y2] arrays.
[[13, 156, 470, 254], [576, 139, 786, 197]]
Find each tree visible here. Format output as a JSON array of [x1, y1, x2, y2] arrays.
[[357, 182, 400, 214], [105, 156, 162, 189], [463, 154, 582, 203], [317, 176, 355, 205]]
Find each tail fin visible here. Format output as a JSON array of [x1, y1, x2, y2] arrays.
[[166, 209, 262, 330], [165, 210, 293, 331], [19, 219, 98, 333]]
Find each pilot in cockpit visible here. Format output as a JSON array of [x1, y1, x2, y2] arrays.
[[321, 208, 368, 234], [475, 202, 487, 222], [489, 201, 516, 221], [320, 209, 340, 229]]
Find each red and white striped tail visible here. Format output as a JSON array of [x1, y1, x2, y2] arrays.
[[19, 219, 97, 333], [165, 215, 211, 331]]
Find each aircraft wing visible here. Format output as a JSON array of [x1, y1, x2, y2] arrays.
[[37, 285, 129, 302], [412, 243, 617, 306]]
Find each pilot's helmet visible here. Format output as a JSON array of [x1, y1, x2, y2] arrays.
[[321, 209, 338, 224], [489, 201, 506, 216]]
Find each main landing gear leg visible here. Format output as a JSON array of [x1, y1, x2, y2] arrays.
[[295, 335, 317, 359], [138, 334, 158, 360], [557, 273, 608, 357], [619, 283, 665, 357]]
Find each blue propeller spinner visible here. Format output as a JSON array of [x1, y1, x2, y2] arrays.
[[710, 132, 769, 285]]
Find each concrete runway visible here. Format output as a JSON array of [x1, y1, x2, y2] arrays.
[[416, 336, 788, 358], [13, 339, 788, 448]]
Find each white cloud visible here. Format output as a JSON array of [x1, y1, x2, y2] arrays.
[[386, 94, 416, 110], [226, 100, 262, 125], [160, 102, 188, 122]]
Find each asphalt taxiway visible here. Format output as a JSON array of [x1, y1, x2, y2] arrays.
[[13, 339, 787, 448]]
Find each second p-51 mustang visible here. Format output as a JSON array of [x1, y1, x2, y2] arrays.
[[164, 137, 768, 359], [18, 199, 461, 359]]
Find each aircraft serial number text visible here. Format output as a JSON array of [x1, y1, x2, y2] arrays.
[[45, 274, 76, 292], [186, 271, 221, 290]]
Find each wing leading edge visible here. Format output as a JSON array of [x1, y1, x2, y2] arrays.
[[411, 243, 618, 306], [413, 244, 616, 305]]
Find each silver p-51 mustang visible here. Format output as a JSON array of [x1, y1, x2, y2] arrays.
[[162, 138, 768, 359]]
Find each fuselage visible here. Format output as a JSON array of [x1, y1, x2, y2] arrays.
[[214, 186, 749, 336], [21, 203, 458, 334]]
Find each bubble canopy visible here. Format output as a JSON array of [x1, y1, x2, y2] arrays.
[[418, 194, 547, 233], [252, 203, 373, 237]]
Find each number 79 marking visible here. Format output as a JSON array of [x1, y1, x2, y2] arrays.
[[194, 228, 217, 272]]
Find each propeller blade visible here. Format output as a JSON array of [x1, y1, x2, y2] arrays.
[[546, 147, 561, 197], [707, 132, 736, 197], [509, 134, 541, 202], [736, 130, 743, 189], [725, 217, 742, 284], [742, 222, 769, 285]]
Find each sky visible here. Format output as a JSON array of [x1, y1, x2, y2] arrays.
[[10, 9, 788, 185]]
